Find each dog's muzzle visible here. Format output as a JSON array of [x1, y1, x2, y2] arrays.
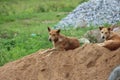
[[48, 38, 52, 42], [102, 36, 105, 39]]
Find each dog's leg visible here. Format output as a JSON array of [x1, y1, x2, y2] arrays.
[[58, 45, 66, 51], [41, 48, 57, 54], [50, 48, 57, 51], [104, 40, 113, 43], [103, 40, 114, 47], [97, 40, 113, 46], [98, 40, 120, 50], [97, 43, 105, 46], [58, 48, 65, 51]]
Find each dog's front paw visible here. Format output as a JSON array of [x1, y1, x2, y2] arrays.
[[97, 43, 105, 46]]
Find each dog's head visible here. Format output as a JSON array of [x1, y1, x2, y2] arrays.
[[99, 27, 111, 40], [47, 27, 60, 42]]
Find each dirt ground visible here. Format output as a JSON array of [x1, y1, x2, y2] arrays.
[[0, 44, 120, 80]]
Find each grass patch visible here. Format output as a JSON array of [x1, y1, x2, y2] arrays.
[[0, 20, 96, 66], [0, 0, 91, 66]]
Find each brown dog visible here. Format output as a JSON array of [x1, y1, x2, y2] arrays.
[[98, 27, 120, 50], [48, 27, 80, 51]]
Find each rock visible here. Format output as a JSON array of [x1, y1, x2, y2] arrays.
[[108, 66, 120, 80], [31, 33, 37, 37], [79, 37, 90, 44], [83, 29, 104, 43], [83, 25, 120, 43], [111, 24, 120, 34], [54, 0, 120, 29]]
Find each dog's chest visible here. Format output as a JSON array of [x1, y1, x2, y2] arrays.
[[54, 38, 69, 47]]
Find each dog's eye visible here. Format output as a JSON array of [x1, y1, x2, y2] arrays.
[[101, 32, 103, 33], [105, 32, 107, 34]]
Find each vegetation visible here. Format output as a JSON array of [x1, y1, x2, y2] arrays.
[[0, 0, 94, 66]]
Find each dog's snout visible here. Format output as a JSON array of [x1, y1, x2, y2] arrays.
[[102, 36, 105, 39], [48, 38, 52, 42]]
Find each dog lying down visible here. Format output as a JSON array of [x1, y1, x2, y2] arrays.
[[98, 27, 120, 50], [47, 27, 80, 51]]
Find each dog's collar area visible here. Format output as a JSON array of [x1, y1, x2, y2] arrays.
[[53, 38, 59, 43], [106, 36, 110, 40], [58, 38, 63, 42], [106, 32, 113, 40]]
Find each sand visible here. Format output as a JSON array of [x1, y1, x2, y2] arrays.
[[0, 44, 120, 80]]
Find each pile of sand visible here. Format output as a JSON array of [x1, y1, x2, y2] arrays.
[[0, 44, 120, 80]]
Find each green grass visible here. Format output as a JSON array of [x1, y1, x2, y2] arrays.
[[0, 0, 93, 66], [0, 0, 88, 14]]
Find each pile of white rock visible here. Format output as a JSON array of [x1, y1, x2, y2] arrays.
[[54, 0, 120, 29]]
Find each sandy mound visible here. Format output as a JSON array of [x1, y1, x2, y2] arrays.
[[0, 44, 120, 80]]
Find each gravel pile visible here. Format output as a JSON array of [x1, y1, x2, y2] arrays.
[[54, 0, 120, 29]]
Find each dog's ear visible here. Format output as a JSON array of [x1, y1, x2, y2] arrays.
[[107, 27, 111, 31], [57, 29, 60, 33], [48, 27, 51, 32], [99, 26, 103, 30]]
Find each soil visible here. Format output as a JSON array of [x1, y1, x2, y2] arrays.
[[0, 44, 120, 80]]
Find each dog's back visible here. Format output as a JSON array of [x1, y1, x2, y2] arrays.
[[64, 37, 80, 50]]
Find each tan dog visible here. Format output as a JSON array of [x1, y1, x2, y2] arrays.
[[48, 27, 80, 51], [98, 27, 120, 50]]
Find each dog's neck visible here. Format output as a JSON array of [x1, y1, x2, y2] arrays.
[[106, 31, 115, 40], [53, 34, 65, 43], [53, 38, 58, 43]]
